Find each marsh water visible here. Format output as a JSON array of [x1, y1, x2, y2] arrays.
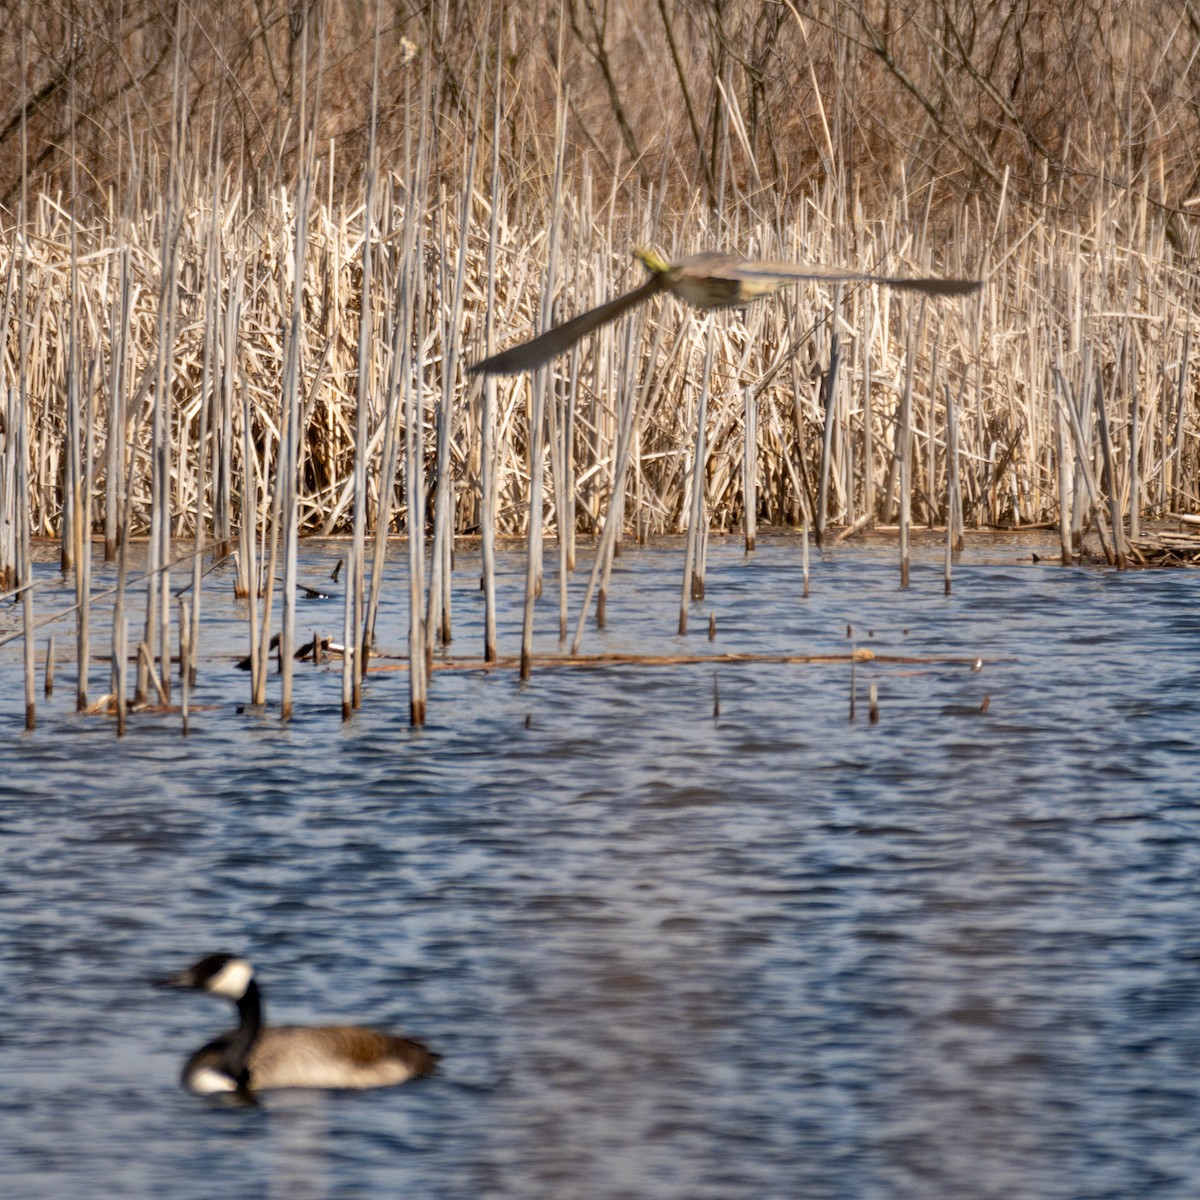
[[2, 534, 1199, 1199]]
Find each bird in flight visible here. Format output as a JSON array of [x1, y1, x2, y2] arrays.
[[469, 248, 981, 376]]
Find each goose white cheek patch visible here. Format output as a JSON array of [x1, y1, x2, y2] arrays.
[[207, 958, 253, 999]]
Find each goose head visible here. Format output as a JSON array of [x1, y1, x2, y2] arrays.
[[155, 953, 255, 1001]]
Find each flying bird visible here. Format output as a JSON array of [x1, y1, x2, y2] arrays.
[[469, 248, 981, 376]]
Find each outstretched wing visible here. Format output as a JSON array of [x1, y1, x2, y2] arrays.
[[733, 260, 982, 298], [469, 276, 664, 376]]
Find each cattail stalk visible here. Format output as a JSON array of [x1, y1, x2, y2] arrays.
[[350, 0, 383, 711], [679, 323, 715, 633], [743, 386, 757, 552]]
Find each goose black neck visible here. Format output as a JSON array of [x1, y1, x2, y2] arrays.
[[236, 979, 263, 1036], [219, 979, 263, 1091]]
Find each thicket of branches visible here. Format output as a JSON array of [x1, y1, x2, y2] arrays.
[[4, 0, 1199, 231]]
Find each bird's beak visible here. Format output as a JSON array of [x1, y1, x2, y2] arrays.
[[152, 968, 195, 990]]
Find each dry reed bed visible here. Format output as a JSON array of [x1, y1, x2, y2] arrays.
[[1, 169, 1195, 730], [2, 0, 1197, 728], [2, 169, 1196, 560]]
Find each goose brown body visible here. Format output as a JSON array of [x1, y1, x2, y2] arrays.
[[185, 1023, 438, 1091]]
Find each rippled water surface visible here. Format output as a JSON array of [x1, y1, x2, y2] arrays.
[[2, 535, 1200, 1199]]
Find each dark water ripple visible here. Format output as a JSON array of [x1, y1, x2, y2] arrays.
[[2, 536, 1200, 1198]]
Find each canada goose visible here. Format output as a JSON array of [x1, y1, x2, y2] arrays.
[[155, 953, 439, 1095], [469, 248, 982, 376]]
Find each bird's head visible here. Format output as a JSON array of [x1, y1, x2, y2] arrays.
[[154, 953, 255, 1000], [633, 247, 671, 275]]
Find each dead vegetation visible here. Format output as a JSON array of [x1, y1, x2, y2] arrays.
[[2, 0, 1199, 726]]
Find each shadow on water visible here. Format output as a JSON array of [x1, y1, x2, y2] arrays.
[[2, 535, 1200, 1199]]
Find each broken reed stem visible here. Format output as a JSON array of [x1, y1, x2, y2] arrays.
[[898, 305, 921, 589], [1129, 377, 1140, 542], [481, 365, 499, 662], [256, 455, 282, 707], [342, 541, 355, 721], [816, 287, 842, 546], [104, 248, 130, 562], [1054, 378, 1074, 564], [743, 386, 757, 552], [1055, 361, 1117, 565], [178, 598, 190, 684], [594, 315, 660, 638], [76, 369, 93, 712], [553, 365, 576, 643], [15, 22, 33, 730], [115, 615, 127, 737], [240, 359, 262, 700], [944, 381, 961, 595], [188, 142, 222, 691], [802, 517, 810, 598], [520, 369, 547, 680], [278, 16, 319, 724], [137, 640, 168, 705], [406, 145, 429, 727], [348, 0, 381, 713], [570, 322, 644, 655], [1095, 370, 1128, 569], [680, 322, 715, 634], [480, 15, 504, 664], [944, 503, 953, 595], [519, 81, 568, 680], [425, 208, 451, 665], [370, 648, 983, 671], [179, 598, 190, 735]]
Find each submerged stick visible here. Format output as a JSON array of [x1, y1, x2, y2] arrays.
[[369, 649, 984, 671]]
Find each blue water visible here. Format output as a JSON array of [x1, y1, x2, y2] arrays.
[[2, 535, 1199, 1198]]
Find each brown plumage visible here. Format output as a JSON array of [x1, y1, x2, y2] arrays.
[[185, 1023, 438, 1091], [469, 248, 982, 376]]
